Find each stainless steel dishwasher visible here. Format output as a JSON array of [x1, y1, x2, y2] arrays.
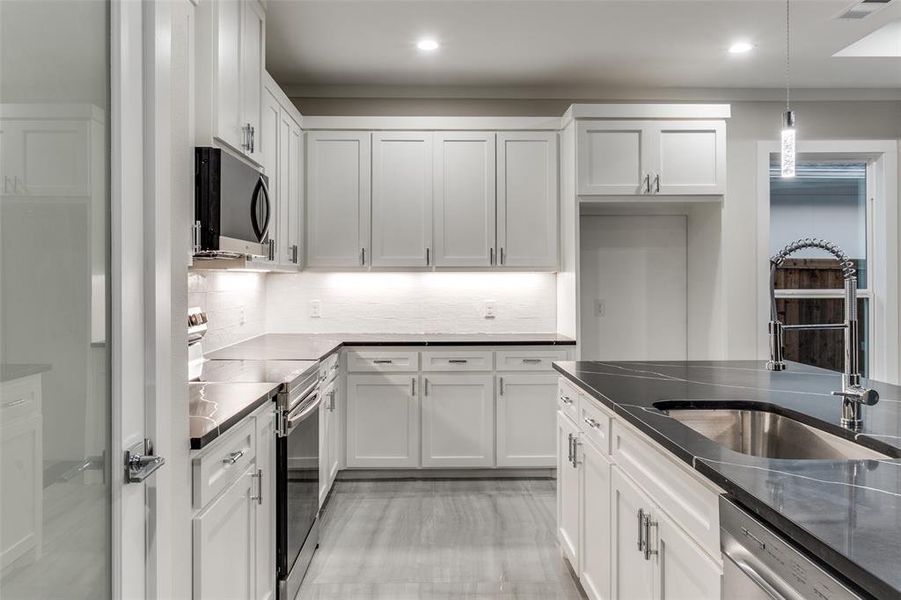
[[720, 497, 865, 600]]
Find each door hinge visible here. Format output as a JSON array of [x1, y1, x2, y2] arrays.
[[124, 438, 166, 484], [192, 220, 202, 254]]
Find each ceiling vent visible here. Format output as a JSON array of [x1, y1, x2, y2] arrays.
[[838, 0, 893, 19]]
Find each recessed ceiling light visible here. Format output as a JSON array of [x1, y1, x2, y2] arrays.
[[417, 39, 439, 52], [728, 41, 754, 54]]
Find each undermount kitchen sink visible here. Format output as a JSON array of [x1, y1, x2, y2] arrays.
[[659, 406, 889, 460]]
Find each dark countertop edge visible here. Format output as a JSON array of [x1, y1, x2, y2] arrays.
[[552, 363, 892, 600], [189, 384, 279, 451]]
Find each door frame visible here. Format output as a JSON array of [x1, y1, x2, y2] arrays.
[[755, 140, 899, 383]]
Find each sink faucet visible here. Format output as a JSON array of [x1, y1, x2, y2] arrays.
[[767, 237, 878, 430]]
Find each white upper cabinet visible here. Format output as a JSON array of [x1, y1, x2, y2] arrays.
[[497, 132, 558, 269], [256, 88, 280, 266], [277, 109, 302, 267], [371, 132, 433, 267], [196, 0, 265, 162], [305, 131, 371, 268], [432, 132, 496, 267], [577, 120, 725, 197]]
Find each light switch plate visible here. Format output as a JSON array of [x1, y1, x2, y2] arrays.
[[594, 299, 606, 317], [483, 300, 496, 319], [310, 300, 322, 318]]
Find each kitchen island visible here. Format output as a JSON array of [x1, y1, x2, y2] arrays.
[[554, 360, 900, 600]]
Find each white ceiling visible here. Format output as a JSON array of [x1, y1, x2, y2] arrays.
[[266, 0, 901, 97]]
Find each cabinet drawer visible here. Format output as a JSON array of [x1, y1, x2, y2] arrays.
[[347, 350, 419, 373], [0, 375, 41, 421], [192, 419, 256, 509], [612, 420, 721, 559], [496, 349, 569, 371], [557, 378, 579, 423], [421, 350, 493, 372], [578, 395, 611, 455]]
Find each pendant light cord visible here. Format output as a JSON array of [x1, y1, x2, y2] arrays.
[[785, 0, 791, 112]]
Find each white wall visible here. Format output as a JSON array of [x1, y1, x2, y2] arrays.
[[188, 271, 269, 352], [265, 271, 557, 334], [292, 96, 901, 361]]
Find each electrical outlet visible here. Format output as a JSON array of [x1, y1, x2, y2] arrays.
[[483, 300, 496, 319], [310, 300, 322, 318], [594, 299, 606, 317], [239, 307, 246, 325]]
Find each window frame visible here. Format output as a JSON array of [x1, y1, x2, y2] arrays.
[[756, 141, 899, 384]]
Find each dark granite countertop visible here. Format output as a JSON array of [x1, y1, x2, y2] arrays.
[[189, 382, 279, 449], [554, 360, 901, 600], [207, 332, 576, 361], [1, 363, 51, 382]]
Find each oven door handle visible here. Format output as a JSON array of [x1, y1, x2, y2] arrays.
[[286, 391, 321, 432]]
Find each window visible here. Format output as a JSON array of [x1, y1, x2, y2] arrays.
[[769, 160, 871, 376]]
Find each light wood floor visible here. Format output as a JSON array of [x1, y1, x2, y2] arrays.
[[297, 479, 585, 599]]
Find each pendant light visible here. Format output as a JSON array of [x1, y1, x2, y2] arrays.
[[781, 0, 796, 178]]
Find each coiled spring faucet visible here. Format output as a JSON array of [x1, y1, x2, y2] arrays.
[[767, 237, 878, 430]]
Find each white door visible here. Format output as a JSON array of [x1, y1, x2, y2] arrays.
[[557, 412, 581, 569], [496, 131, 558, 268], [496, 373, 557, 467], [581, 439, 612, 600], [652, 509, 722, 600], [421, 374, 494, 467], [240, 0, 264, 162], [346, 375, 419, 467], [214, 0, 242, 150], [579, 216, 687, 361], [433, 132, 496, 267], [193, 467, 256, 600], [610, 467, 654, 600], [577, 121, 651, 195], [255, 409, 276, 600], [305, 131, 371, 267], [651, 121, 726, 196], [371, 132, 433, 267]]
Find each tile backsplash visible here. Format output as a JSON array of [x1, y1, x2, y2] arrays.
[[265, 271, 557, 334], [188, 271, 267, 352]]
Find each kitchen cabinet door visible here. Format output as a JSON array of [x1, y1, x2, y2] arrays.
[[0, 414, 42, 569], [254, 408, 276, 600], [371, 132, 433, 267], [6, 120, 91, 197], [496, 373, 557, 467], [240, 0, 264, 163], [193, 465, 256, 600], [286, 117, 303, 267], [651, 121, 725, 196], [213, 0, 243, 152], [581, 439, 612, 600], [305, 131, 371, 268], [496, 132, 558, 269], [346, 374, 419, 468], [421, 374, 494, 467], [254, 88, 280, 266], [557, 412, 581, 569], [326, 384, 340, 487], [576, 121, 651, 196], [610, 467, 654, 600], [651, 507, 722, 600], [276, 109, 301, 268], [432, 132, 496, 267]]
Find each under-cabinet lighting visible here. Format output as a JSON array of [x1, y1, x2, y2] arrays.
[[728, 41, 754, 54], [417, 39, 439, 51]]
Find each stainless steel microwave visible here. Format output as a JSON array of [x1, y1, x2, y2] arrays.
[[195, 147, 271, 257]]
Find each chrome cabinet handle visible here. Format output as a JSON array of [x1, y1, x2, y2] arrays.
[[223, 450, 245, 465], [424, 378, 429, 396], [638, 509, 646, 552], [490, 247, 495, 265], [560, 395, 573, 405], [522, 358, 542, 364], [643, 174, 651, 193], [448, 359, 468, 364], [499, 247, 505, 265], [571, 437, 581, 467], [426, 247, 431, 266], [654, 174, 660, 193], [643, 513, 658, 560], [584, 417, 600, 429], [251, 469, 263, 505], [268, 239, 276, 261], [567, 433, 573, 464], [373, 359, 393, 364], [291, 244, 299, 264], [361, 248, 366, 266], [499, 376, 505, 395], [3, 398, 29, 409], [250, 125, 255, 153], [411, 377, 416, 396]]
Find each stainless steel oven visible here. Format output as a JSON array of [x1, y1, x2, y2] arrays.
[[276, 369, 321, 600]]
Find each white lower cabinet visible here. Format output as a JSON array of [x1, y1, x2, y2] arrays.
[[346, 374, 419, 468], [580, 438, 611, 600], [557, 412, 581, 567], [559, 378, 722, 600], [193, 465, 256, 600], [421, 374, 494, 467], [497, 373, 558, 467]]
